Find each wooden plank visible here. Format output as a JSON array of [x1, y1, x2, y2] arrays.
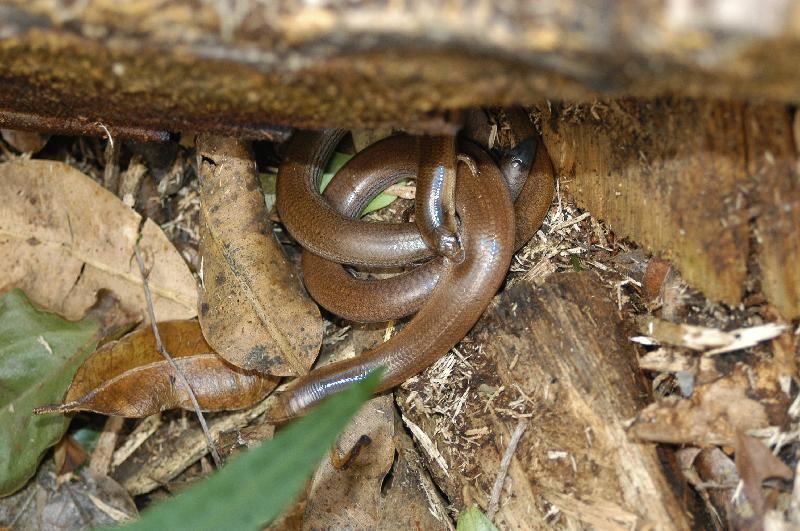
[[4, 2, 800, 134]]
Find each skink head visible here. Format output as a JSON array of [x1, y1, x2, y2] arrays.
[[500, 137, 537, 182]]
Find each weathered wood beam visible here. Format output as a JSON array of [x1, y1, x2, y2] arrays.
[[3, 1, 800, 135], [538, 99, 800, 319]]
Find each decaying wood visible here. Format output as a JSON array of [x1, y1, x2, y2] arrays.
[[397, 272, 698, 529], [537, 99, 800, 319], [113, 390, 282, 495], [5, 2, 800, 136], [746, 105, 800, 320]]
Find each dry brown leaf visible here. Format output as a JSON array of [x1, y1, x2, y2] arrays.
[[735, 431, 793, 517], [0, 460, 138, 530], [297, 331, 397, 529], [37, 320, 278, 417], [678, 447, 733, 530], [197, 135, 322, 376], [628, 367, 772, 446], [1, 128, 50, 153], [642, 258, 672, 302], [53, 436, 88, 476], [377, 415, 453, 530], [302, 395, 396, 530], [0, 159, 196, 321]]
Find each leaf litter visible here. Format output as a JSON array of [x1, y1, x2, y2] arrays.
[[196, 135, 323, 376], [0, 159, 197, 321], [1, 107, 799, 530], [35, 320, 279, 417]]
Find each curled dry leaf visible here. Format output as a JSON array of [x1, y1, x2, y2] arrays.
[[627, 367, 774, 446], [292, 335, 407, 530], [377, 415, 453, 530], [302, 395, 396, 529], [37, 320, 279, 417], [735, 431, 793, 517], [1, 128, 50, 153], [196, 135, 322, 376], [0, 159, 196, 321]]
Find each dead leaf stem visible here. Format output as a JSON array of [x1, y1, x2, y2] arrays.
[[486, 419, 528, 521], [133, 243, 222, 468]]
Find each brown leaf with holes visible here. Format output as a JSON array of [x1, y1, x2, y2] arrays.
[[36, 320, 278, 417], [196, 135, 322, 376], [0, 159, 197, 321]]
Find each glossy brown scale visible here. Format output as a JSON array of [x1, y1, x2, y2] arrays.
[[268, 143, 515, 420], [301, 133, 554, 323], [276, 130, 434, 267], [269, 117, 555, 420]]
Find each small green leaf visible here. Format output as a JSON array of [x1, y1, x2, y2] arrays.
[[71, 427, 102, 455], [456, 505, 499, 531], [259, 172, 277, 195], [0, 289, 101, 496], [119, 370, 382, 531], [319, 151, 354, 191], [320, 152, 404, 216], [570, 255, 584, 272]]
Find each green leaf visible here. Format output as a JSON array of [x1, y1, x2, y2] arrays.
[[319, 152, 404, 216], [456, 505, 499, 531], [0, 289, 101, 496], [320, 151, 354, 189], [119, 370, 382, 531], [259, 172, 277, 195], [72, 427, 102, 455]]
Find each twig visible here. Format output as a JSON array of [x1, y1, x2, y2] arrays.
[[133, 244, 222, 468], [487, 419, 529, 520], [89, 416, 125, 476]]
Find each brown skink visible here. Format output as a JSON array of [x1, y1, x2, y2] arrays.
[[301, 128, 553, 322], [500, 137, 537, 201], [416, 136, 462, 259], [302, 137, 443, 322], [503, 108, 556, 251], [267, 143, 515, 421], [276, 130, 435, 267]]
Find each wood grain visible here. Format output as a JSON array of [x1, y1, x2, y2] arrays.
[[745, 105, 800, 319], [538, 99, 800, 318], [398, 272, 699, 529], [539, 99, 750, 305]]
